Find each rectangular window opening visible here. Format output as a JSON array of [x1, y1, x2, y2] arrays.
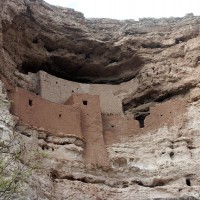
[[83, 100, 88, 105], [29, 99, 33, 106]]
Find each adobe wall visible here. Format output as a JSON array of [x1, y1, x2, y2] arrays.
[[102, 114, 140, 145], [103, 98, 187, 146], [66, 94, 110, 169], [143, 98, 187, 131], [39, 71, 138, 114], [12, 88, 82, 138]]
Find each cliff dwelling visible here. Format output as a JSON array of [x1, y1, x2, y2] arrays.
[[10, 70, 187, 169], [1, 0, 200, 199]]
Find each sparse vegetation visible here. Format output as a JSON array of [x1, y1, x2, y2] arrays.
[[0, 132, 50, 199], [0, 135, 38, 199]]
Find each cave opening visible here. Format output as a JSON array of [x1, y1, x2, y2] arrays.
[[18, 59, 101, 84], [123, 84, 193, 113], [186, 178, 191, 186], [134, 108, 150, 128], [135, 115, 145, 128], [17, 51, 144, 85], [142, 42, 162, 49], [175, 37, 185, 44], [169, 151, 174, 159]]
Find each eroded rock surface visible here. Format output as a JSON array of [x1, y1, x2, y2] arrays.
[[1, 0, 200, 199], [1, 1, 200, 114], [2, 80, 200, 199]]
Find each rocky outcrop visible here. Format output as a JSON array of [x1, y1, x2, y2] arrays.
[[1, 1, 200, 114], [2, 79, 200, 199], [1, 0, 142, 84], [1, 0, 200, 199]]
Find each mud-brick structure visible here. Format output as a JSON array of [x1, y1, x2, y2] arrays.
[[66, 94, 110, 168], [11, 71, 187, 169], [102, 114, 139, 145], [12, 87, 82, 138], [39, 71, 137, 114], [2, 0, 200, 197], [12, 87, 113, 168]]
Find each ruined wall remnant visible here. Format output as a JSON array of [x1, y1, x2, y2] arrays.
[[102, 98, 187, 145], [12, 87, 82, 138], [144, 98, 187, 131]]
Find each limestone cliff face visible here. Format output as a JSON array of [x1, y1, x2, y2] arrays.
[[1, 1, 200, 113], [1, 0, 200, 199]]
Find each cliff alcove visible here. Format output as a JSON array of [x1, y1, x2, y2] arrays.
[[1, 0, 200, 199]]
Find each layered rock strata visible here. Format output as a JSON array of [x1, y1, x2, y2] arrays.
[[1, 0, 200, 199]]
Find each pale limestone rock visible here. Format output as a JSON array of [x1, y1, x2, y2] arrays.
[[189, 88, 200, 102], [2, 0, 200, 199]]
